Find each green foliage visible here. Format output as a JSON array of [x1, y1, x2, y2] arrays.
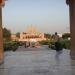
[[60, 39, 71, 49], [31, 42, 35, 47], [16, 32, 20, 38], [48, 40, 55, 49], [4, 41, 19, 51], [62, 33, 70, 39], [3, 28, 11, 41], [39, 40, 50, 45], [44, 33, 51, 39], [49, 39, 71, 49]]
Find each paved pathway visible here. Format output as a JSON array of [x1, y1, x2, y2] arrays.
[[0, 46, 75, 75]]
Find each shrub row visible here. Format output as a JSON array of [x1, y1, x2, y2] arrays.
[[39, 40, 50, 45], [4, 41, 20, 51], [60, 39, 71, 49], [39, 39, 71, 49]]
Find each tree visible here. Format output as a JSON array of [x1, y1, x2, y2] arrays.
[[44, 33, 51, 39], [16, 32, 20, 38], [3, 27, 11, 41], [62, 33, 70, 39]]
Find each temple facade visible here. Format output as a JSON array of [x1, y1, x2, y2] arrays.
[[11, 34, 18, 41], [11, 26, 46, 42]]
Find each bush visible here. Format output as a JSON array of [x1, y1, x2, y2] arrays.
[[48, 39, 71, 49], [4, 41, 19, 51], [4, 42, 11, 51], [39, 40, 49, 45], [48, 40, 55, 49], [60, 39, 71, 49]]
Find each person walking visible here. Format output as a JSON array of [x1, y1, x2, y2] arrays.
[[54, 32, 62, 52]]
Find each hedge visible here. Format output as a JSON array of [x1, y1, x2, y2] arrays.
[[4, 41, 19, 51], [49, 39, 71, 49]]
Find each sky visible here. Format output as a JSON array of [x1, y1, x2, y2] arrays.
[[2, 0, 69, 34]]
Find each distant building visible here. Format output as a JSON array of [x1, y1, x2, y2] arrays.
[[11, 34, 18, 41], [19, 25, 46, 42], [58, 34, 62, 37], [11, 25, 46, 42]]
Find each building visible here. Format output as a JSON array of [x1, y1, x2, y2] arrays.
[[58, 33, 62, 37], [11, 34, 18, 41], [19, 25, 46, 42], [11, 25, 46, 42]]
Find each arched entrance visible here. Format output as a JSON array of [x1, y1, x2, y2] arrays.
[[0, 0, 75, 64]]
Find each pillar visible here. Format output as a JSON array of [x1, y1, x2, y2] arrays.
[[67, 0, 75, 59], [0, 7, 3, 64]]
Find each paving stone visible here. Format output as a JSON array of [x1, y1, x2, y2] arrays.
[[0, 46, 75, 75]]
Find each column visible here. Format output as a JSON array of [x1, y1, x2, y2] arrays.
[[68, 0, 75, 59], [0, 7, 4, 64]]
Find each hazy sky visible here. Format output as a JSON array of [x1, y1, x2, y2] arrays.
[[2, 0, 69, 34]]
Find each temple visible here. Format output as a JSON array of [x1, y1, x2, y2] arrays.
[[11, 25, 46, 42]]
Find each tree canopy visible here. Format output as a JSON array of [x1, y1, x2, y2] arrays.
[[44, 33, 51, 39], [3, 27, 11, 41], [16, 32, 20, 38], [62, 33, 70, 39]]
